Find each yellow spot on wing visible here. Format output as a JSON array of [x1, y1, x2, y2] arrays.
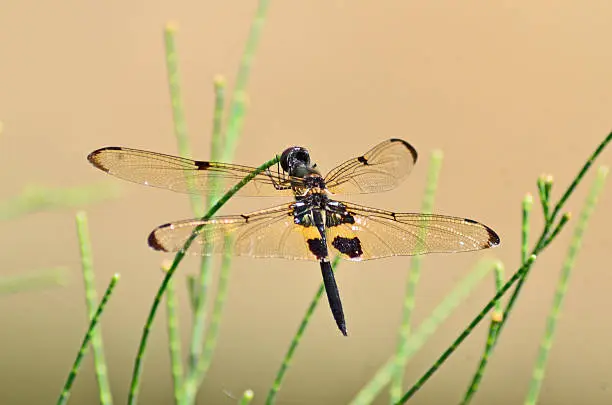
[[301, 225, 319, 240]]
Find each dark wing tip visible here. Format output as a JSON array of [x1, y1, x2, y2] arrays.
[[389, 138, 418, 164], [463, 218, 501, 248], [486, 226, 501, 247], [147, 225, 170, 252], [87, 146, 122, 172]]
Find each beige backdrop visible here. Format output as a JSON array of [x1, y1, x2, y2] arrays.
[[1, 1, 611, 404]]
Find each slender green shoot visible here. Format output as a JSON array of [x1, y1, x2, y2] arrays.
[[75, 212, 113, 405], [162, 261, 185, 405], [448, 130, 612, 400], [57, 274, 120, 405], [524, 166, 608, 405], [521, 194, 533, 264], [164, 22, 204, 216], [185, 82, 227, 397], [194, 235, 234, 383], [163, 23, 213, 392], [544, 213, 571, 246], [185, 1, 270, 400], [221, 0, 271, 161], [210, 76, 227, 171], [239, 390, 255, 405], [460, 261, 505, 405], [0, 182, 120, 221], [396, 255, 537, 404], [537, 175, 552, 221], [0, 267, 67, 295], [128, 156, 279, 405], [390, 150, 443, 404], [265, 256, 342, 405], [350, 258, 497, 405], [186, 275, 197, 311]]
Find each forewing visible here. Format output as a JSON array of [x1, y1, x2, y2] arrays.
[[327, 201, 500, 261], [87, 146, 302, 196], [324, 139, 418, 194], [148, 203, 319, 260]]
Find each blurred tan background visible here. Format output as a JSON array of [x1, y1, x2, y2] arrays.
[[1, 1, 612, 404]]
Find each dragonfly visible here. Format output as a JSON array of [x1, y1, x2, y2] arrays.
[[87, 139, 500, 336]]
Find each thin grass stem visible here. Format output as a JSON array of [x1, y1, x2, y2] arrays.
[[265, 256, 342, 405], [57, 274, 120, 405], [349, 258, 496, 405], [128, 156, 279, 405], [183, 3, 270, 401], [162, 261, 185, 405], [524, 166, 608, 405], [544, 213, 571, 246], [460, 261, 505, 405], [164, 22, 204, 216], [0, 182, 119, 221], [389, 150, 443, 404], [194, 235, 234, 383], [447, 130, 612, 399], [186, 275, 197, 311], [75, 212, 113, 405], [210, 76, 226, 167], [537, 175, 552, 221], [396, 256, 536, 404], [0, 267, 66, 295], [521, 194, 533, 264], [549, 131, 612, 222], [221, 0, 270, 161]]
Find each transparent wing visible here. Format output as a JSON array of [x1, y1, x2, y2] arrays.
[[148, 202, 320, 260], [324, 139, 418, 194], [327, 201, 500, 261], [87, 146, 304, 196]]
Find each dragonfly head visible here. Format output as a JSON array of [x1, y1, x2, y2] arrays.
[[281, 146, 312, 176]]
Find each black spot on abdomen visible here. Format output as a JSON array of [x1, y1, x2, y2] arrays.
[[332, 236, 363, 259], [307, 238, 327, 259]]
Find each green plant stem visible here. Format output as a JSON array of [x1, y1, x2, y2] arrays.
[[75, 212, 113, 405], [239, 390, 255, 404], [186, 275, 197, 311], [265, 256, 341, 405], [183, 68, 229, 405], [57, 274, 120, 405], [184, 2, 270, 401], [162, 262, 184, 405], [195, 235, 233, 382], [544, 213, 571, 245], [128, 156, 279, 405], [396, 256, 536, 404], [349, 258, 497, 405], [521, 194, 533, 264], [524, 166, 608, 405], [221, 0, 270, 161], [210, 77, 226, 169], [537, 175, 552, 221], [0, 267, 66, 295], [400, 131, 612, 403], [0, 182, 120, 221], [433, 130, 612, 403], [164, 22, 204, 216], [390, 150, 443, 404], [460, 261, 505, 405]]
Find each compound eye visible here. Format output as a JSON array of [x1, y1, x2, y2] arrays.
[[280, 146, 310, 172]]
